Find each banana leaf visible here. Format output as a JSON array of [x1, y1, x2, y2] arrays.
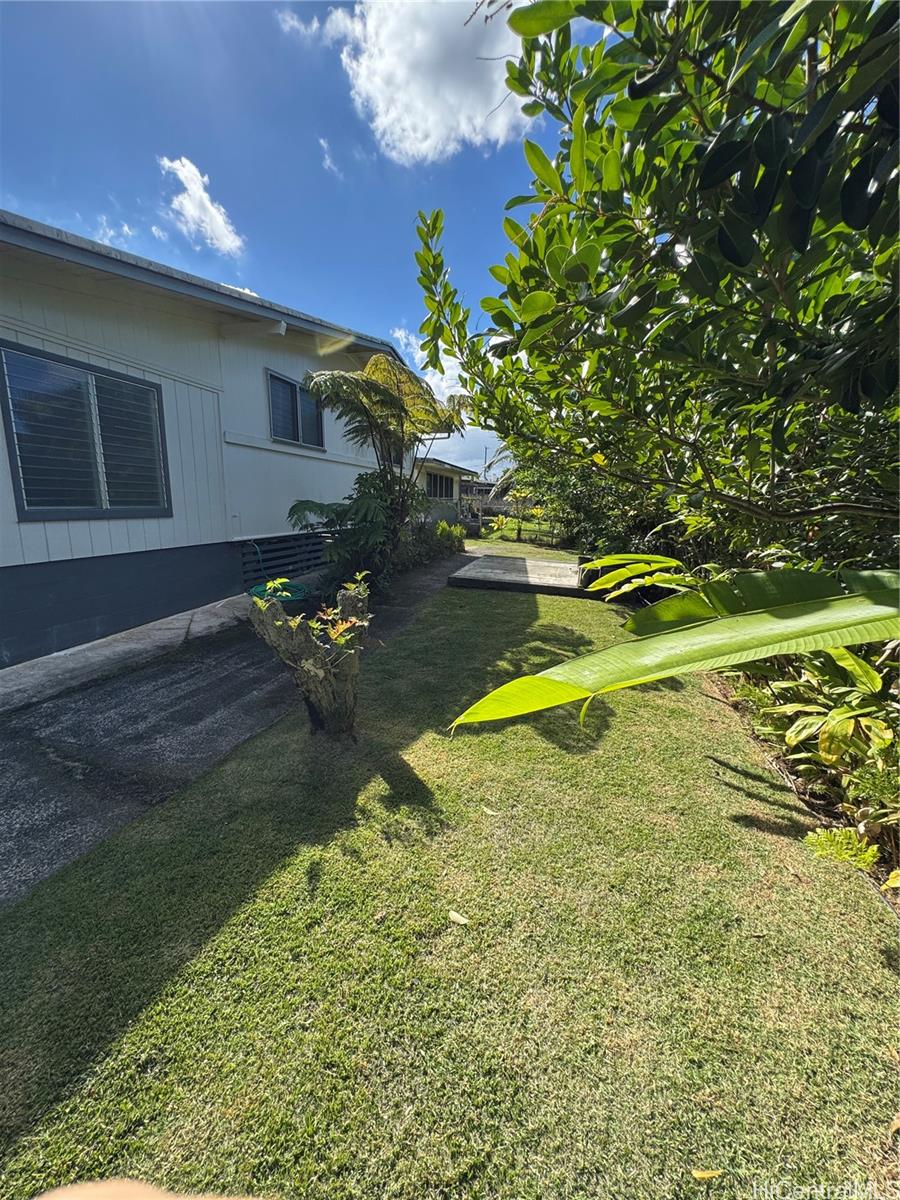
[[452, 571, 900, 728]]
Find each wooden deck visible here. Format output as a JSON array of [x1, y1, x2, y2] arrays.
[[448, 554, 596, 598]]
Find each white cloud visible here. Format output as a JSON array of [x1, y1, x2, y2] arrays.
[[391, 325, 498, 475], [151, 224, 168, 241], [92, 215, 135, 248], [320, 2, 527, 166], [318, 137, 343, 179], [158, 155, 244, 257], [276, 9, 320, 39]]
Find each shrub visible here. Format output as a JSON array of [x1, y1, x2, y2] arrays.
[[804, 828, 880, 873], [389, 520, 465, 578], [435, 519, 466, 553]]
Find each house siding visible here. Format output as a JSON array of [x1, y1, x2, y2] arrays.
[[0, 249, 378, 566], [0, 252, 228, 567], [0, 245, 380, 664]]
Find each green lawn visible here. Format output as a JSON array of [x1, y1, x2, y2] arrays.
[[1, 588, 895, 1200], [470, 536, 579, 563]]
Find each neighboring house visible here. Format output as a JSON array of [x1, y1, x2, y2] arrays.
[[413, 456, 476, 522], [460, 475, 509, 516], [0, 210, 396, 667]]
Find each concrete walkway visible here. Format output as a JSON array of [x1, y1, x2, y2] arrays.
[[0, 551, 471, 907], [448, 553, 588, 597]]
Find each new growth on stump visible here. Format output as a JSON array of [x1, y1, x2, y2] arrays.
[[250, 574, 370, 739]]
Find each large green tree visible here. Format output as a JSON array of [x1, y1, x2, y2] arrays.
[[418, 0, 898, 563]]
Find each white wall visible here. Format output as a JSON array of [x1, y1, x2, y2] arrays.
[[0, 250, 377, 566], [217, 331, 375, 539]]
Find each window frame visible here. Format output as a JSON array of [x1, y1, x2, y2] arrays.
[[266, 368, 325, 452], [0, 338, 172, 523], [426, 471, 455, 500]]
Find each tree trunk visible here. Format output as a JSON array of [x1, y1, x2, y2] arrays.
[[249, 586, 368, 740], [297, 648, 359, 738]]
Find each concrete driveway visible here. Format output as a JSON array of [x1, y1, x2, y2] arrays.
[[0, 626, 293, 906], [0, 549, 476, 908]]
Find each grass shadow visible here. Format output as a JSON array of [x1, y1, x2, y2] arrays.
[[729, 812, 811, 839], [0, 585, 554, 1153]]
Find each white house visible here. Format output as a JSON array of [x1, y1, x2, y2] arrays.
[[0, 210, 395, 666], [413, 456, 476, 522]]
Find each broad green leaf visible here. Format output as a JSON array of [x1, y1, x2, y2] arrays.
[[571, 103, 587, 194], [859, 717, 893, 749], [762, 703, 827, 716], [524, 138, 563, 193], [563, 243, 602, 282], [705, 569, 842, 614], [842, 569, 900, 593], [699, 140, 753, 190], [717, 214, 757, 267], [519, 290, 557, 322], [586, 561, 668, 591], [453, 581, 900, 727], [786, 713, 828, 746], [518, 311, 565, 349], [727, 0, 818, 89], [824, 646, 882, 693], [587, 554, 684, 568], [606, 571, 691, 599], [623, 591, 719, 636], [602, 149, 622, 190], [818, 717, 855, 764], [455, 675, 592, 725], [508, 0, 576, 38]]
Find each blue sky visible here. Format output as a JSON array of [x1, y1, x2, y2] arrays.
[[0, 1, 550, 472]]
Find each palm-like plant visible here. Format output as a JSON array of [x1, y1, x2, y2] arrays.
[[289, 353, 465, 550]]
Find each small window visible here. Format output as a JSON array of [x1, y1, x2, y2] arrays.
[[0, 344, 169, 519], [268, 371, 324, 448], [426, 472, 454, 500]]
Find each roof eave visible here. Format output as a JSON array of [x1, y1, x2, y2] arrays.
[[0, 209, 397, 358]]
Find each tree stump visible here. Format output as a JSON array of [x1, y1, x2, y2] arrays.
[[249, 586, 369, 739]]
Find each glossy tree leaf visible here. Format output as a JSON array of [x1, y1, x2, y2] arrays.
[[753, 162, 787, 226], [717, 216, 756, 267], [508, 0, 577, 38], [519, 290, 557, 322], [789, 148, 829, 209], [571, 103, 587, 194], [524, 138, 563, 193], [699, 140, 753, 189], [754, 114, 792, 167], [841, 154, 876, 229], [783, 199, 814, 252], [610, 284, 657, 327], [602, 149, 622, 191], [562, 243, 601, 282]]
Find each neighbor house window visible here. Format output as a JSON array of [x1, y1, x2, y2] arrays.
[[426, 472, 454, 500], [0, 344, 170, 520], [268, 371, 324, 448]]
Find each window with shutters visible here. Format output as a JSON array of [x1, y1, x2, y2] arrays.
[[0, 343, 171, 521], [426, 472, 454, 500], [268, 370, 324, 449]]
